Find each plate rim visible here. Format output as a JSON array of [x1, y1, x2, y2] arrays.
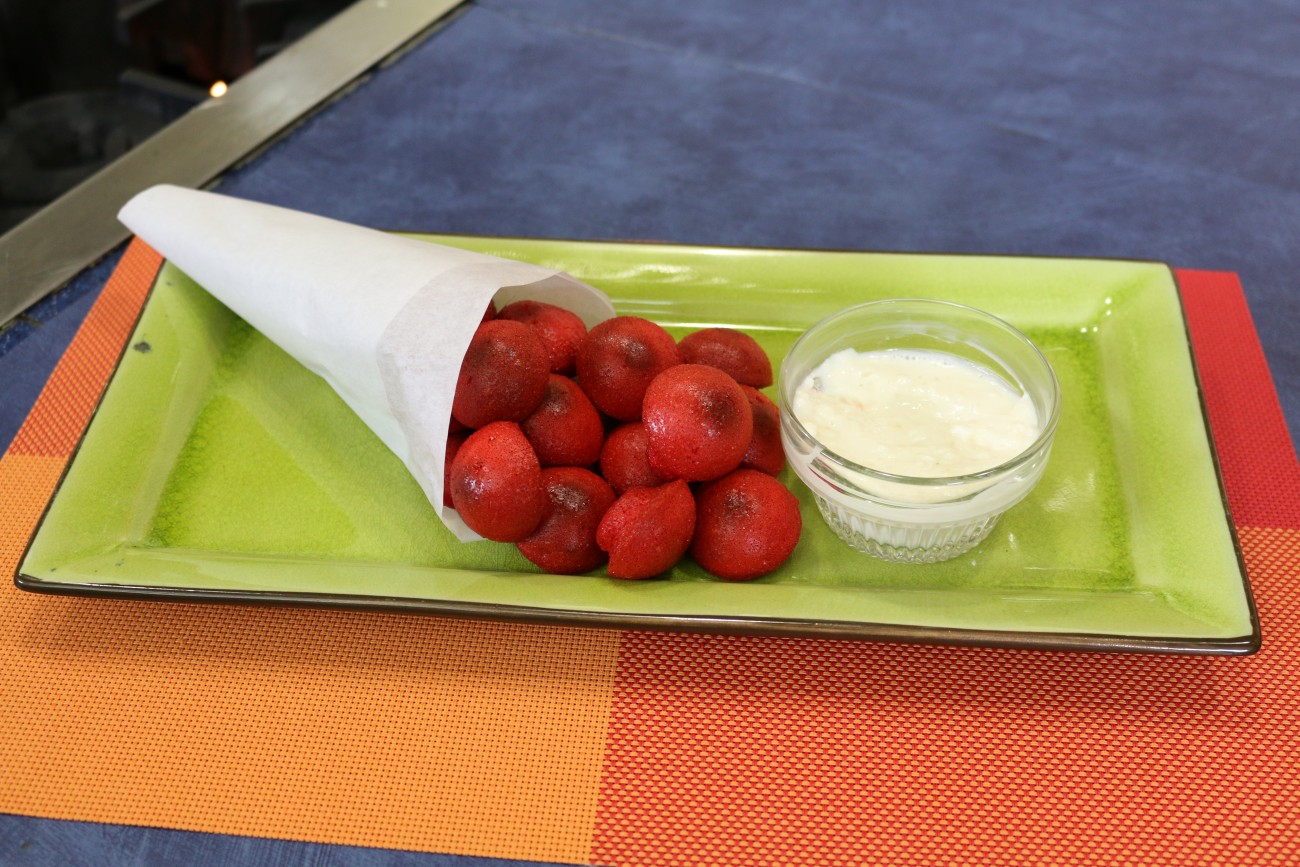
[[13, 573, 1260, 655], [14, 237, 1262, 656]]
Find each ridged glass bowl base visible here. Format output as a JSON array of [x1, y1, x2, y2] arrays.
[[814, 496, 1003, 564]]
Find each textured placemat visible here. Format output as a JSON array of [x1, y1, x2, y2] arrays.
[[3, 243, 1298, 866]]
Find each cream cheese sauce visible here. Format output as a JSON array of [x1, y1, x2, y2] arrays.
[[792, 348, 1040, 478]]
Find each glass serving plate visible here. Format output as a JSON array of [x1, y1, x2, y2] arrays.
[[17, 237, 1259, 654]]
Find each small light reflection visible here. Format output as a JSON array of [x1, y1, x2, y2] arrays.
[[209, 81, 229, 98]]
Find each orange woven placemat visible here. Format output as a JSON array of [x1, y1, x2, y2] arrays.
[[2, 245, 1298, 866]]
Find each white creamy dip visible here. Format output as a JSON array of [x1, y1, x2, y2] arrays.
[[792, 348, 1040, 478]]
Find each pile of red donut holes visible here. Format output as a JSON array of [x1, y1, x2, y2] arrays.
[[446, 299, 802, 580]]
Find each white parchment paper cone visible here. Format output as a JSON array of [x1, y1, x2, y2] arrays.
[[377, 262, 613, 540], [118, 184, 616, 541]]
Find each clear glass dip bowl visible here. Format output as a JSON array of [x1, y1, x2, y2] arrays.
[[778, 299, 1061, 564]]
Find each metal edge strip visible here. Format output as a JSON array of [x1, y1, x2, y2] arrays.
[[0, 0, 471, 327]]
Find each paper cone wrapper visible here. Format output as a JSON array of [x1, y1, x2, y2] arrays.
[[119, 185, 616, 541]]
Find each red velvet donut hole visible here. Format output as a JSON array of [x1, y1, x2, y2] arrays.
[[443, 428, 469, 508], [447, 421, 546, 542], [521, 374, 606, 467], [575, 316, 681, 421], [678, 327, 773, 388], [739, 385, 785, 476], [691, 469, 802, 580], [642, 363, 753, 482], [497, 299, 588, 375], [452, 320, 549, 429], [517, 467, 616, 574], [596, 480, 696, 579], [599, 422, 670, 494]]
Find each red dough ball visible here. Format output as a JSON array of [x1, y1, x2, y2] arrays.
[[678, 327, 773, 388], [739, 386, 785, 476], [498, 300, 588, 375], [447, 421, 546, 542], [521, 374, 605, 467], [575, 316, 681, 421], [597, 480, 697, 579], [453, 320, 549, 429], [691, 469, 802, 580], [443, 428, 469, 508], [599, 422, 670, 494], [643, 364, 753, 482], [517, 467, 616, 574]]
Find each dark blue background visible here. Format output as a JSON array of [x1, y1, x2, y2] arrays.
[[3, 2, 1297, 864]]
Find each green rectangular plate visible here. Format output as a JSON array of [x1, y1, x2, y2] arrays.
[[17, 237, 1259, 654]]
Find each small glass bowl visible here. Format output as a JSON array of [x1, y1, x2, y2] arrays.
[[778, 298, 1061, 564]]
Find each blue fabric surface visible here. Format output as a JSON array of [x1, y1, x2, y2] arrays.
[[215, 0, 1300, 442], [0, 814, 575, 867], [0, 251, 120, 451], [2, 2, 1298, 864]]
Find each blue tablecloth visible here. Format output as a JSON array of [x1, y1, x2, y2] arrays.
[[3, 2, 1298, 864]]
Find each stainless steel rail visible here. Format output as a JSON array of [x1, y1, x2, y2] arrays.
[[0, 0, 468, 327]]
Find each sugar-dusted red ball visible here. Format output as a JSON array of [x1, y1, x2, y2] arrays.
[[643, 363, 753, 482], [575, 316, 681, 421], [599, 422, 670, 494], [739, 385, 785, 476], [497, 299, 588, 375], [596, 480, 696, 579], [691, 469, 802, 580], [447, 421, 546, 542], [521, 374, 605, 468], [442, 428, 469, 508], [678, 327, 773, 388], [517, 467, 616, 574], [452, 319, 549, 429]]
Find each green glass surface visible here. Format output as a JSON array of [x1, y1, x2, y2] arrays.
[[19, 238, 1255, 649]]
